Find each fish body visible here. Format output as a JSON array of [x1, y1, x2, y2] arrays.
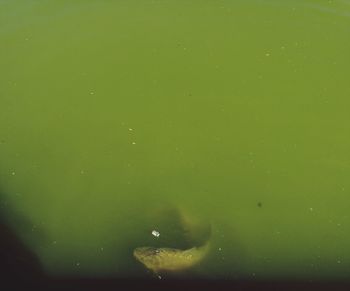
[[133, 241, 210, 273]]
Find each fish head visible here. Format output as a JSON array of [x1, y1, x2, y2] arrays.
[[134, 247, 160, 260], [133, 247, 163, 270]]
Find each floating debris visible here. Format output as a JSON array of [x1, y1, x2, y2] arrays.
[[152, 230, 160, 237]]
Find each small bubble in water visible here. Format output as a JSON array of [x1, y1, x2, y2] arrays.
[[152, 230, 160, 237]]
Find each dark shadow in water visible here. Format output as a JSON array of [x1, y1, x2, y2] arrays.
[[0, 193, 44, 287], [0, 217, 43, 280], [41, 278, 350, 291]]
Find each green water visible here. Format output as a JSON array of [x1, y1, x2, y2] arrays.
[[1, 0, 350, 280]]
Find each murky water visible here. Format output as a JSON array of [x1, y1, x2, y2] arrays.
[[1, 0, 350, 280]]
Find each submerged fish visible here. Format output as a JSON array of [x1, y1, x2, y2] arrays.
[[133, 241, 210, 273], [134, 207, 211, 274]]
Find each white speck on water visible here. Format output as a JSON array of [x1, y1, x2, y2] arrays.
[[11, 171, 16, 176], [90, 91, 94, 95], [309, 207, 314, 212], [100, 247, 104, 251], [265, 52, 270, 57], [152, 230, 160, 237], [128, 128, 133, 131], [132, 142, 136, 145], [76, 262, 80, 267], [218, 247, 222, 251]]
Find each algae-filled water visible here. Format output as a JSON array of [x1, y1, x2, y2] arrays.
[[1, 0, 350, 281]]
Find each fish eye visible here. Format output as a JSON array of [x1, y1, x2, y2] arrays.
[[144, 247, 161, 256]]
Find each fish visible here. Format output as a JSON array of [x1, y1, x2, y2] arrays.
[[134, 207, 211, 274], [133, 240, 210, 273]]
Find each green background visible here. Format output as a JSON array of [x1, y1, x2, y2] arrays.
[[1, 0, 350, 280]]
